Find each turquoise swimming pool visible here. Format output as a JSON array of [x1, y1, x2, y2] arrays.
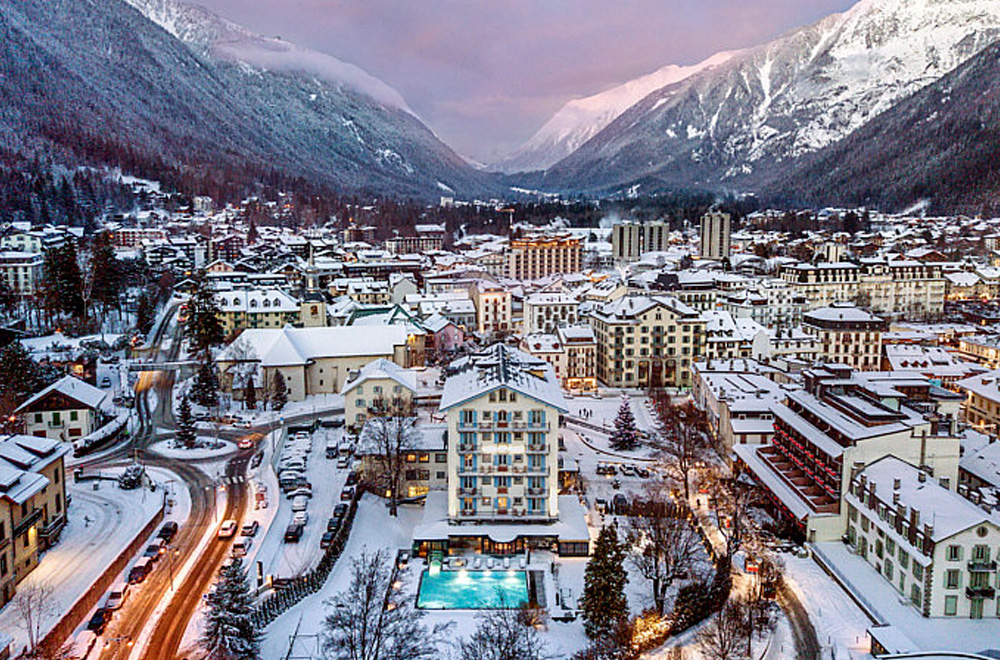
[[416, 568, 529, 609]]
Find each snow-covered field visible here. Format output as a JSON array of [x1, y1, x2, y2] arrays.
[[0, 471, 187, 652]]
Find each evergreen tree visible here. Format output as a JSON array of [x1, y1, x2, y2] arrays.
[[580, 524, 629, 641], [609, 397, 640, 451], [176, 394, 197, 449], [244, 374, 257, 411], [201, 556, 261, 660], [184, 269, 224, 356], [271, 370, 287, 411], [192, 356, 220, 409], [42, 242, 85, 318], [136, 291, 155, 335], [88, 231, 122, 316], [0, 277, 16, 316]]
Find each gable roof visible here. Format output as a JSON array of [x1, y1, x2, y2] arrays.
[[217, 326, 408, 367], [15, 375, 109, 413], [343, 359, 417, 396], [439, 343, 568, 412]]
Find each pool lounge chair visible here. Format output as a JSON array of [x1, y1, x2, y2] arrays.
[[486, 557, 494, 569], [503, 557, 511, 569], [518, 556, 526, 569], [473, 557, 482, 570]]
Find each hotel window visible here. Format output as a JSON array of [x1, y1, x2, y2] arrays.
[[947, 545, 962, 561], [944, 596, 958, 616], [945, 569, 961, 589]]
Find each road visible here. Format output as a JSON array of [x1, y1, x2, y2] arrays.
[[777, 581, 822, 660]]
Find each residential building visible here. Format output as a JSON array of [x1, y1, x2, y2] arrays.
[[845, 456, 1000, 618], [470, 281, 513, 336], [692, 360, 784, 451], [587, 295, 705, 389], [611, 223, 641, 262], [507, 233, 581, 281], [802, 303, 886, 371], [523, 292, 579, 335], [734, 370, 961, 543], [215, 287, 301, 335], [355, 422, 448, 498], [15, 376, 111, 444], [558, 324, 598, 392], [700, 211, 731, 261], [702, 311, 765, 362], [956, 370, 1000, 433], [0, 252, 43, 297], [342, 359, 417, 431], [0, 435, 70, 606]]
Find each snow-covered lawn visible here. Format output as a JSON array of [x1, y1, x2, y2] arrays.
[[0, 471, 187, 652]]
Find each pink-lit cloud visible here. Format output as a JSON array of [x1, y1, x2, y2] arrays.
[[196, 0, 856, 163]]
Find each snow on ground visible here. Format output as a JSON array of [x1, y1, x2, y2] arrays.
[[254, 426, 347, 579], [148, 438, 237, 460], [563, 428, 664, 509], [783, 551, 873, 659], [811, 542, 1000, 656], [0, 472, 177, 652], [565, 391, 658, 433]]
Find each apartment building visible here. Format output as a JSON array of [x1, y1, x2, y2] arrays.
[[469, 281, 513, 336], [342, 358, 417, 431], [0, 435, 70, 606], [734, 369, 960, 543], [587, 295, 705, 389], [15, 375, 111, 444], [956, 370, 1000, 432], [702, 311, 765, 362], [0, 251, 43, 297], [215, 287, 301, 335], [700, 211, 731, 261], [523, 292, 579, 334], [802, 303, 886, 371], [507, 233, 581, 281], [692, 360, 783, 452], [611, 220, 672, 263], [518, 325, 598, 392], [356, 422, 448, 498], [846, 456, 1000, 618]]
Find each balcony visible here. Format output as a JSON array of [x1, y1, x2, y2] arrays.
[[48, 420, 65, 429], [966, 585, 996, 599], [968, 560, 998, 573], [461, 509, 476, 516], [458, 465, 478, 475], [13, 508, 42, 537], [527, 443, 547, 452], [526, 465, 548, 475], [528, 487, 546, 496], [458, 443, 477, 452], [458, 487, 477, 496]]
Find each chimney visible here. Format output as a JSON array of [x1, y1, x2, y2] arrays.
[[893, 492, 900, 505], [918, 472, 927, 483], [893, 478, 901, 491]]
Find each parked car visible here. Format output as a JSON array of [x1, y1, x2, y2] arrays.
[[333, 503, 349, 519], [232, 538, 252, 556], [345, 471, 359, 486], [594, 498, 608, 514], [100, 376, 112, 388], [87, 608, 111, 634], [613, 493, 629, 515], [287, 487, 313, 499], [128, 557, 152, 584], [320, 531, 336, 548], [241, 521, 259, 537], [284, 524, 304, 543], [157, 521, 179, 542], [143, 539, 165, 561], [327, 517, 341, 532], [217, 519, 238, 539], [292, 510, 309, 526], [620, 464, 637, 477], [340, 485, 356, 501], [636, 466, 651, 479], [291, 496, 309, 512], [336, 456, 350, 469], [105, 582, 128, 610]]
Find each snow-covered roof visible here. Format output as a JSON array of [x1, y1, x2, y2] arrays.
[[15, 375, 109, 413], [960, 441, 1000, 490], [803, 303, 884, 324], [413, 491, 590, 543], [343, 359, 417, 396], [439, 343, 568, 413], [956, 370, 1000, 405], [851, 455, 999, 543], [356, 420, 446, 454], [218, 326, 408, 367]]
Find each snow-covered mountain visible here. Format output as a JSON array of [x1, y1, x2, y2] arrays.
[[492, 51, 738, 173], [124, 0, 412, 112], [535, 0, 1000, 193], [0, 0, 486, 198]]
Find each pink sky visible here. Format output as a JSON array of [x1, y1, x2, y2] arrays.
[[197, 0, 856, 163]]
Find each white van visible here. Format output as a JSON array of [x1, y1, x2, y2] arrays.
[[291, 495, 309, 512]]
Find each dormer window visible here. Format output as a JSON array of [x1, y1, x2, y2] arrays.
[[251, 299, 258, 308]]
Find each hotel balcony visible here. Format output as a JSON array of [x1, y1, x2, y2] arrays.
[[968, 560, 998, 572], [757, 445, 840, 515], [457, 487, 477, 496], [966, 586, 996, 599], [526, 443, 547, 452]]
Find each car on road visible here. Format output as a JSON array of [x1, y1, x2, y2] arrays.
[[238, 436, 257, 450], [340, 485, 356, 501], [284, 523, 304, 542], [157, 521, 178, 542], [232, 538, 252, 556], [320, 531, 336, 549], [87, 608, 111, 634], [241, 520, 259, 537], [234, 418, 253, 429], [336, 456, 350, 469], [105, 582, 128, 610], [144, 539, 165, 561], [327, 517, 341, 532], [333, 503, 349, 519], [345, 471, 359, 486], [218, 519, 238, 539], [292, 511, 309, 526], [620, 464, 637, 477]]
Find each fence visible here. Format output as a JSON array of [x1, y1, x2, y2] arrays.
[[35, 496, 165, 658], [249, 490, 361, 628]]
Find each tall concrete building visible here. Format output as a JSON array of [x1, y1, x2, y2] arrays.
[[700, 211, 732, 261], [611, 220, 671, 263]]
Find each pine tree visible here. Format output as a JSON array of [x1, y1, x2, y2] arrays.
[[581, 524, 630, 641], [42, 242, 85, 318], [136, 291, 155, 335], [88, 231, 122, 316], [270, 370, 287, 411], [609, 397, 640, 451], [244, 374, 257, 411], [201, 556, 261, 660], [176, 394, 197, 449], [184, 269, 224, 356], [192, 356, 220, 409]]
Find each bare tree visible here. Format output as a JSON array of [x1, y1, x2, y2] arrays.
[[358, 398, 418, 517], [624, 486, 704, 616], [652, 395, 712, 503], [702, 467, 762, 560], [456, 597, 549, 660], [322, 549, 447, 660], [697, 598, 750, 660], [12, 582, 58, 654]]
